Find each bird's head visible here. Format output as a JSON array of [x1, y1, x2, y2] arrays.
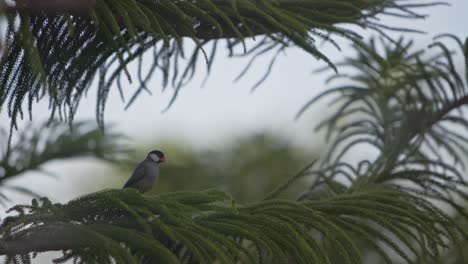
[[147, 150, 166, 163]]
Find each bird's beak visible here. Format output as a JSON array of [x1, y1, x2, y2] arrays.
[[160, 156, 166, 163]]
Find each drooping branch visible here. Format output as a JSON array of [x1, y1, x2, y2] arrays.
[[9, 0, 96, 13], [296, 35, 468, 197], [0, 121, 128, 203], [1, 0, 376, 38], [0, 0, 440, 132], [427, 94, 468, 128], [0, 188, 462, 263], [0, 225, 83, 255]]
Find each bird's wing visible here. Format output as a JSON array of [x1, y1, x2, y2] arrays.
[[123, 161, 146, 188]]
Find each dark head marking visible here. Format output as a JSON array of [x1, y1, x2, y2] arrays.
[[148, 150, 166, 163]]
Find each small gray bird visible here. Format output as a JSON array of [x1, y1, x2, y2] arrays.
[[123, 150, 166, 193]]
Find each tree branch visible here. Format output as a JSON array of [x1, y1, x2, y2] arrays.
[[0, 225, 82, 255], [263, 160, 317, 200], [428, 94, 468, 127], [1, 0, 371, 39], [4, 0, 96, 14]]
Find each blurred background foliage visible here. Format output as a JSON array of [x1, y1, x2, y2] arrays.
[[116, 133, 320, 203]]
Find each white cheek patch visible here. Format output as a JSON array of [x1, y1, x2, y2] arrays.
[[149, 153, 159, 162]]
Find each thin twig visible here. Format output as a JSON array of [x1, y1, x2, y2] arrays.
[[263, 159, 317, 200]]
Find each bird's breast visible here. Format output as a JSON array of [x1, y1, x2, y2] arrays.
[[146, 163, 160, 180]]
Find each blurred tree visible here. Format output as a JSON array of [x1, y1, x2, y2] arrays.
[[0, 1, 467, 264], [120, 133, 317, 202]]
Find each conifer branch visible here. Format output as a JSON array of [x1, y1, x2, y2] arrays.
[[0, 121, 128, 203], [0, 187, 462, 263], [263, 159, 317, 200], [2, 0, 96, 14], [0, 0, 440, 131], [428, 94, 468, 128], [0, 226, 80, 255]]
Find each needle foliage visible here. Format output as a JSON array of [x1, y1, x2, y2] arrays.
[[0, 0, 441, 129], [0, 120, 128, 205]]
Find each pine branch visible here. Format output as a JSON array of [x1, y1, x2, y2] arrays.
[[0, 0, 440, 131], [426, 94, 468, 128], [0, 120, 128, 203], [298, 35, 468, 173], [294, 37, 468, 260], [0, 226, 81, 255], [263, 159, 317, 200], [0, 187, 461, 263], [1, 0, 95, 14]]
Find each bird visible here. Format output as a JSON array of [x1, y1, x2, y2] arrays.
[[123, 150, 166, 193]]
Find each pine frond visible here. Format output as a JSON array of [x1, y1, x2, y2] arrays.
[[0, 120, 128, 204], [0, 186, 461, 264], [0, 0, 441, 129], [297, 35, 468, 262], [298, 35, 468, 176]]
